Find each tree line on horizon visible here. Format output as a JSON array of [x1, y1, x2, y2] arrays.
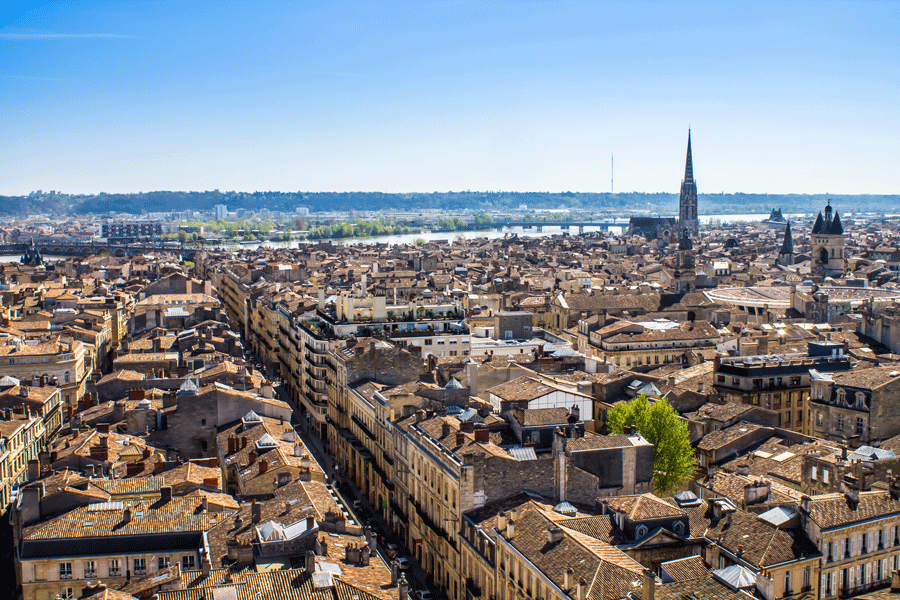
[[1, 189, 898, 217]]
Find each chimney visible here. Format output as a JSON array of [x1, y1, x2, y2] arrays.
[[97, 423, 110, 434], [99, 435, 108, 448], [27, 459, 40, 481], [123, 507, 132, 524], [154, 461, 166, 474], [891, 476, 900, 501], [441, 420, 451, 439], [258, 458, 268, 473], [18, 386, 28, 398], [506, 518, 515, 538], [160, 486, 172, 504], [251, 500, 261, 523], [248, 450, 257, 465], [241, 436, 248, 449], [705, 542, 720, 568], [305, 550, 316, 573], [642, 569, 656, 600], [456, 432, 465, 447], [142, 447, 152, 459], [465, 360, 478, 394], [398, 573, 410, 600], [126, 462, 143, 477], [496, 511, 507, 532], [414, 410, 426, 423], [564, 567, 574, 590], [842, 474, 860, 509], [307, 515, 315, 530], [294, 444, 303, 457], [547, 527, 564, 544], [667, 375, 676, 387], [736, 463, 750, 476], [201, 496, 208, 512], [201, 557, 211, 577], [40, 375, 47, 387], [743, 480, 771, 506], [203, 477, 219, 489], [474, 429, 490, 443], [577, 578, 587, 600]]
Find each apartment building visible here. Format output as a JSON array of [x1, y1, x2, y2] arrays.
[[0, 381, 63, 441], [714, 344, 852, 434], [0, 411, 45, 514], [582, 319, 720, 370], [0, 337, 91, 411], [16, 492, 231, 600], [809, 366, 900, 445], [801, 482, 900, 598]]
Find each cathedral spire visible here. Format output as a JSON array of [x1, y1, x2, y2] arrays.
[[684, 129, 693, 183], [780, 221, 793, 255]]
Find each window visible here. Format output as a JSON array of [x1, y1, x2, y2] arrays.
[[811, 466, 817, 481], [134, 558, 146, 575], [60, 588, 74, 599], [182, 555, 196, 570], [84, 560, 96, 578], [200, 419, 207, 427], [857, 392, 866, 408], [857, 418, 865, 436], [109, 559, 121, 576], [158, 557, 169, 570], [59, 563, 72, 580], [784, 570, 792, 594], [635, 525, 648, 538], [837, 389, 846, 405], [837, 414, 844, 430], [817, 411, 824, 427], [824, 470, 829, 484]]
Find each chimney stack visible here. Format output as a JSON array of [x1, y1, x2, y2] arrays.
[[642, 569, 656, 600]]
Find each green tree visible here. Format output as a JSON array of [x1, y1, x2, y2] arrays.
[[177, 230, 188, 244], [473, 212, 493, 227], [606, 395, 698, 494]]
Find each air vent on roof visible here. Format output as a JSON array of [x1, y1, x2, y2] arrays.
[[891, 371, 900, 377]]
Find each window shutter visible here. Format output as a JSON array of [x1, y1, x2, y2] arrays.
[[841, 538, 846, 558], [849, 536, 854, 557], [821, 572, 827, 592], [868, 532, 873, 552], [866, 562, 872, 583], [884, 559, 889, 581]]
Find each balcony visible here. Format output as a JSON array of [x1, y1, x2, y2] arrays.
[[305, 342, 328, 355]]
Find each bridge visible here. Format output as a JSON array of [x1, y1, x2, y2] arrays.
[[441, 219, 631, 234], [0, 242, 197, 261]]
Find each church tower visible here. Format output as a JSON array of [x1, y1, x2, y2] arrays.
[[777, 221, 794, 266], [678, 130, 698, 237], [810, 200, 846, 278]]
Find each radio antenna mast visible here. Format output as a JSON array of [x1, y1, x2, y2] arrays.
[[611, 153, 614, 194]]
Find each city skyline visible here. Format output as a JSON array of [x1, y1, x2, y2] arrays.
[[2, 0, 898, 196]]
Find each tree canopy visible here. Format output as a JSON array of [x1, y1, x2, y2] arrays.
[[606, 395, 698, 495]]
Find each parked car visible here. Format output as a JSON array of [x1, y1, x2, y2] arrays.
[[395, 557, 411, 570], [385, 542, 401, 558]]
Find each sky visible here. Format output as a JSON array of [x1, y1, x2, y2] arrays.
[[1, 0, 898, 196]]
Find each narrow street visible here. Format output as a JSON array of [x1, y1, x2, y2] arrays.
[[275, 385, 432, 596]]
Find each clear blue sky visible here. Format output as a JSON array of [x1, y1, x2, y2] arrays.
[[1, 0, 898, 196]]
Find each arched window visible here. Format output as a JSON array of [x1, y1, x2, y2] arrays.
[[856, 392, 866, 408], [837, 389, 846, 405], [635, 525, 648, 538], [672, 521, 685, 536], [64, 371, 70, 383]]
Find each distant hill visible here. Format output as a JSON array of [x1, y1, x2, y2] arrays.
[[1, 190, 897, 217]]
